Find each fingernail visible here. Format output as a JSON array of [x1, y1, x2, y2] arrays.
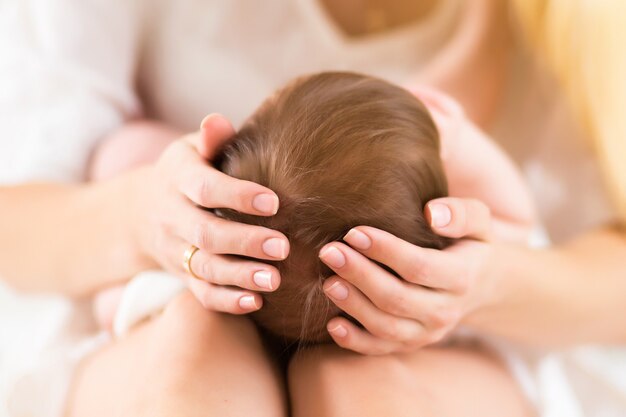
[[252, 193, 279, 215], [328, 324, 348, 338], [319, 246, 346, 268], [429, 203, 451, 228], [344, 229, 372, 250], [200, 113, 216, 130], [325, 281, 348, 301], [239, 295, 259, 310], [262, 238, 288, 259], [253, 270, 273, 290]]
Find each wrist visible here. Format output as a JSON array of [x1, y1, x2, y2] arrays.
[[123, 166, 158, 271], [463, 242, 526, 330]]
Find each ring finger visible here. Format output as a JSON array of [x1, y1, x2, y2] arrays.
[[164, 236, 265, 314], [169, 236, 281, 292]]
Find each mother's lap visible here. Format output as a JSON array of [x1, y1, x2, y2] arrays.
[[289, 344, 534, 417], [67, 291, 532, 417], [66, 292, 286, 417]]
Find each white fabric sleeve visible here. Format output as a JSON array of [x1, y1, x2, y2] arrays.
[[112, 271, 186, 337], [0, 0, 144, 183]]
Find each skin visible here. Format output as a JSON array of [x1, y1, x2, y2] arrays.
[[0, 115, 288, 311], [415, 0, 512, 128], [318, 90, 538, 354], [74, 101, 535, 417], [67, 292, 287, 417], [289, 344, 533, 417], [2, 0, 625, 414]]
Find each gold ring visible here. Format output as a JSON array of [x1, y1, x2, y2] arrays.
[[183, 245, 201, 279]]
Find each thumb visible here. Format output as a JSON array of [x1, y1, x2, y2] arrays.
[[195, 113, 236, 160], [425, 197, 492, 241]]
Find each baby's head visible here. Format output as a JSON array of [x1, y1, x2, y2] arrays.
[[217, 72, 448, 343]]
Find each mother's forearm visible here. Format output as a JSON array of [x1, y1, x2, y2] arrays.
[[0, 171, 154, 296], [467, 226, 626, 346]]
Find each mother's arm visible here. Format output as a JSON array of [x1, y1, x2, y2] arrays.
[[472, 225, 626, 346], [0, 169, 151, 295], [410, 91, 626, 346], [320, 91, 626, 353], [0, 116, 289, 318]]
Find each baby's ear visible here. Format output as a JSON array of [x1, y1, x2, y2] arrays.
[[198, 114, 237, 161]]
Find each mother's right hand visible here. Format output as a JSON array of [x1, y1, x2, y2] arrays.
[[131, 114, 288, 314]]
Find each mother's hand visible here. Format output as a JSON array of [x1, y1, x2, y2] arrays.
[[319, 198, 495, 355], [320, 90, 537, 354], [130, 114, 289, 314]]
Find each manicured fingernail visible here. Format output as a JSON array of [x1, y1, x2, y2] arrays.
[[253, 270, 273, 290], [200, 113, 225, 130], [262, 238, 288, 259], [319, 246, 346, 268], [344, 229, 371, 250], [429, 203, 451, 228], [328, 324, 348, 338], [252, 193, 279, 215], [325, 281, 349, 301], [239, 295, 259, 310]]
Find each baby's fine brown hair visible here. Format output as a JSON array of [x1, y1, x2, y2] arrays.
[[217, 72, 448, 343]]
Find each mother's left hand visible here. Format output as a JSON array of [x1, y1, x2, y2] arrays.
[[320, 89, 536, 355], [320, 198, 496, 355]]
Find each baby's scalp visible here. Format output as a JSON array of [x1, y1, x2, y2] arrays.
[[216, 71, 450, 343]]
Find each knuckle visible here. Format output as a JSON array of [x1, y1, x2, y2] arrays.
[[418, 333, 440, 347], [407, 252, 430, 284], [380, 291, 409, 317], [427, 330, 447, 345], [193, 177, 214, 206], [197, 288, 212, 310], [453, 274, 471, 293], [471, 198, 490, 217], [231, 186, 250, 211], [154, 229, 167, 253], [426, 309, 448, 328], [369, 346, 389, 356], [193, 223, 215, 251], [200, 259, 213, 282], [406, 323, 423, 342], [234, 263, 251, 287], [378, 320, 403, 341], [160, 141, 184, 165], [426, 304, 460, 329], [236, 230, 256, 256], [356, 341, 388, 356]]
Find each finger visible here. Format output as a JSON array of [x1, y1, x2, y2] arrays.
[[164, 235, 267, 314], [177, 162, 279, 216], [341, 227, 466, 292], [322, 276, 424, 343], [425, 197, 492, 241], [320, 243, 461, 325], [326, 317, 407, 355], [191, 113, 236, 160], [162, 232, 280, 287], [169, 202, 289, 260], [187, 276, 262, 314], [192, 253, 280, 292]]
